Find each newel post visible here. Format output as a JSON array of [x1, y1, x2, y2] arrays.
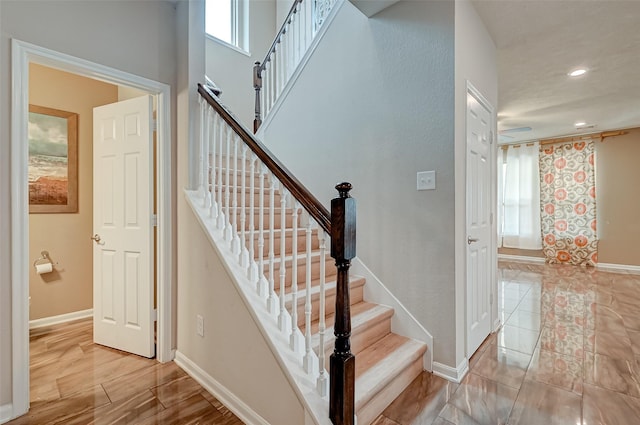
[[253, 61, 263, 133], [329, 182, 356, 425]]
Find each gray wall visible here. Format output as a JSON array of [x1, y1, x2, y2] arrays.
[[262, 0, 458, 366], [205, 0, 277, 127]]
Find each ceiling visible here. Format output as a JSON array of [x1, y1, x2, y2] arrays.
[[472, 0, 640, 143]]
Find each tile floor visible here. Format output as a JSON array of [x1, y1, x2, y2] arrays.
[[374, 260, 640, 425], [8, 260, 640, 424], [6, 319, 243, 425]]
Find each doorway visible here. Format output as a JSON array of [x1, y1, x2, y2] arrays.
[[11, 39, 173, 417]]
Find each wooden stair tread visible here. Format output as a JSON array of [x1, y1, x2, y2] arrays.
[[354, 334, 427, 410], [285, 275, 366, 303], [309, 302, 393, 345]]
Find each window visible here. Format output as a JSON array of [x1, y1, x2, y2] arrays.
[[498, 143, 542, 250], [206, 0, 246, 50]]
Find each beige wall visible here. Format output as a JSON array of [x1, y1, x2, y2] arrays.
[[499, 128, 640, 266], [28, 64, 118, 320], [596, 128, 640, 266]]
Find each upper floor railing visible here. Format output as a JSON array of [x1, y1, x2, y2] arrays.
[[253, 0, 338, 132]]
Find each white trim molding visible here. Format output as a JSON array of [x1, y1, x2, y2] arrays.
[[175, 351, 270, 425], [10, 39, 174, 419], [0, 404, 13, 424], [597, 262, 640, 274], [29, 309, 93, 330], [433, 358, 469, 384], [497, 254, 546, 264]]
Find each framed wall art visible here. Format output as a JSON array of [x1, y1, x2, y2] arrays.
[[28, 105, 79, 213]]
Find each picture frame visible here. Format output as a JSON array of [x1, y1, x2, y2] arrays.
[[28, 105, 79, 213]]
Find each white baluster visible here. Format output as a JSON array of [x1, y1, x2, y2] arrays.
[[291, 8, 298, 73], [290, 203, 303, 353], [278, 190, 290, 333], [248, 154, 259, 283], [262, 61, 269, 119], [299, 0, 307, 53], [276, 40, 283, 97], [269, 56, 276, 113], [266, 178, 278, 315], [306, 0, 314, 47], [208, 109, 217, 218], [240, 145, 249, 268], [224, 129, 233, 239], [216, 117, 225, 229], [303, 218, 316, 375], [203, 105, 211, 209], [231, 136, 241, 253], [198, 97, 206, 197], [316, 230, 328, 396], [257, 164, 269, 298]]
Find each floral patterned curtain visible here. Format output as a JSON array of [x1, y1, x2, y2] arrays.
[[539, 141, 597, 266]]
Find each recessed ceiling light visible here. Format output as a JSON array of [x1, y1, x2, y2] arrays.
[[568, 69, 587, 77], [575, 121, 586, 127]]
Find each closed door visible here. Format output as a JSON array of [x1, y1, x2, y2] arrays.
[[466, 85, 494, 356], [93, 95, 155, 358]]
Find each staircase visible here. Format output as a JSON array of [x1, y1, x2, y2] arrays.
[[190, 85, 428, 424], [189, 0, 431, 423]]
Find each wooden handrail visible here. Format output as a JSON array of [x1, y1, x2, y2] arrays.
[[198, 83, 331, 235]]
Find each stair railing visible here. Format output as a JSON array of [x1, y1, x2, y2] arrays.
[[198, 83, 355, 424], [253, 0, 337, 132]]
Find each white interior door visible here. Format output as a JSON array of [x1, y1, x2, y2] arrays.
[[466, 85, 494, 356], [93, 95, 155, 358]]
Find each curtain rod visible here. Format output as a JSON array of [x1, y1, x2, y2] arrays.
[[499, 130, 629, 150], [539, 130, 627, 145]]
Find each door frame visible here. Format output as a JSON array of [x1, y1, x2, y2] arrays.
[[10, 39, 173, 416], [464, 81, 498, 357]]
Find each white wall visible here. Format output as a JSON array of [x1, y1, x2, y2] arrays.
[[0, 0, 178, 411], [205, 0, 277, 128], [453, 0, 498, 367], [262, 0, 459, 366]]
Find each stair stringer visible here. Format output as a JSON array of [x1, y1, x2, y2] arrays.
[[351, 258, 434, 372], [185, 189, 332, 425]]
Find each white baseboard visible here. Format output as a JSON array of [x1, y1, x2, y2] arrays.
[[597, 262, 640, 274], [432, 358, 469, 384], [29, 309, 93, 329], [497, 254, 546, 264], [174, 351, 270, 425], [0, 404, 13, 424], [499, 255, 640, 274]]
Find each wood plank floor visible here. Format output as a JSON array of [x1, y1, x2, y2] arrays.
[[6, 319, 244, 425]]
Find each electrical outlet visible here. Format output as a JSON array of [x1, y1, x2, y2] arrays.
[[196, 314, 204, 337], [417, 170, 436, 191]]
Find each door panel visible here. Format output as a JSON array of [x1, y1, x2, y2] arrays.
[[466, 87, 494, 356], [93, 95, 154, 358]]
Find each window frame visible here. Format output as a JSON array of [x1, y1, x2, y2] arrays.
[[206, 0, 248, 53]]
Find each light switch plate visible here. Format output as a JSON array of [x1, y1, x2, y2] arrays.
[[417, 171, 436, 191]]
